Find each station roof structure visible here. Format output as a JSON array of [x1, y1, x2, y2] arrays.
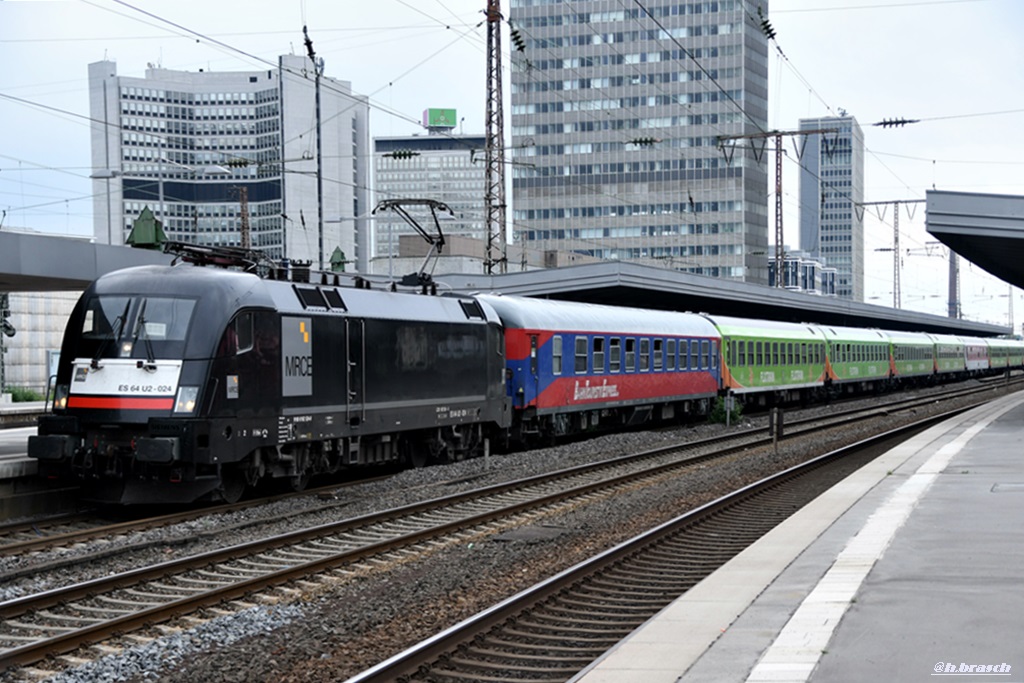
[[3, 200, 1020, 338], [437, 260, 1006, 337], [0, 231, 170, 292], [926, 190, 1024, 292]]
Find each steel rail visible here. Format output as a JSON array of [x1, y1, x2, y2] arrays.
[[345, 410, 965, 683]]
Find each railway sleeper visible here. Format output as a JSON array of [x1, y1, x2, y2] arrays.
[[500, 626, 624, 645], [545, 601, 651, 618], [65, 603, 135, 616], [6, 620, 78, 634], [482, 635, 603, 654], [35, 611, 106, 625], [440, 657, 584, 676], [530, 611, 644, 629], [463, 645, 596, 665], [512, 616, 629, 636]]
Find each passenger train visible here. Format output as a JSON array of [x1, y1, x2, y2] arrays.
[[28, 248, 1024, 504]]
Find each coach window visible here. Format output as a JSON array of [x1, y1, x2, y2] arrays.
[[667, 339, 676, 370], [654, 339, 663, 370], [772, 342, 779, 365], [701, 339, 710, 369], [755, 341, 763, 366], [625, 338, 636, 372], [801, 343, 807, 364], [552, 335, 563, 375], [640, 339, 650, 371], [593, 337, 606, 373], [712, 341, 718, 368], [610, 338, 621, 372], [575, 337, 588, 374], [738, 339, 746, 366]]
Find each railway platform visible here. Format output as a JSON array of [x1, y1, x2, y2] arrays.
[[571, 390, 1024, 683], [0, 402, 75, 519]]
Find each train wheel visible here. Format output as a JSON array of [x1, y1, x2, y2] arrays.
[[289, 472, 310, 492], [410, 449, 429, 468], [219, 466, 247, 504]]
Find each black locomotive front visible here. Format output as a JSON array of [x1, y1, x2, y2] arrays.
[[29, 264, 276, 503], [30, 262, 510, 504]]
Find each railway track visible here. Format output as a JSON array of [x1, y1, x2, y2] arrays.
[[346, 415, 943, 683], [2, 378, 1012, 566], [0, 380, 1013, 675], [0, 475, 397, 561]]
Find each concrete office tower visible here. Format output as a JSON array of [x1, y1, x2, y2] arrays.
[[88, 56, 371, 271], [798, 114, 865, 301], [509, 0, 770, 283], [372, 109, 486, 276]]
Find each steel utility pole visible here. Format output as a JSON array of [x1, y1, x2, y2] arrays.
[[484, 0, 507, 274], [232, 186, 251, 249], [860, 199, 924, 309], [717, 127, 838, 287], [304, 26, 325, 270]]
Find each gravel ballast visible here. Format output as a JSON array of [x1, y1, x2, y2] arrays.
[[2, 383, 1015, 683]]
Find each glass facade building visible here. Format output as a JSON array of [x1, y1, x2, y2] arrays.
[[509, 0, 770, 283], [798, 115, 864, 301], [372, 133, 486, 267], [88, 56, 370, 271]]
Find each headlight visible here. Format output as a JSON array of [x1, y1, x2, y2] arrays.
[[54, 384, 69, 411], [174, 386, 200, 414]]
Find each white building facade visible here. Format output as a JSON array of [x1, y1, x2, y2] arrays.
[[798, 114, 865, 301], [88, 56, 370, 271], [372, 131, 486, 276]]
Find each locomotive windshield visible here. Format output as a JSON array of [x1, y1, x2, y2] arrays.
[[78, 295, 197, 360]]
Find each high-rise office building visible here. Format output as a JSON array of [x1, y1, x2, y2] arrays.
[[509, 0, 770, 283], [88, 56, 370, 271], [798, 114, 864, 300], [372, 109, 486, 275]]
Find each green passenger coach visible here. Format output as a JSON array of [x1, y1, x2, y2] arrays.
[[817, 325, 891, 391], [703, 315, 828, 402]]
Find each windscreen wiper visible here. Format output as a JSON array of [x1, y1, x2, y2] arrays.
[[133, 299, 157, 371], [91, 299, 131, 370]]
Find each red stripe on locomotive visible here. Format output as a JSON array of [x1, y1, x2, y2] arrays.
[[67, 396, 175, 410]]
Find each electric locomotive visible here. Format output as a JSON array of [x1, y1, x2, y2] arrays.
[[29, 253, 509, 504]]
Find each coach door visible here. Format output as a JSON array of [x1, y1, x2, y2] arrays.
[[529, 334, 539, 408], [346, 318, 365, 426]]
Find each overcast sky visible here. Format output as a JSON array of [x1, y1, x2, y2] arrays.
[[2, 0, 1022, 327]]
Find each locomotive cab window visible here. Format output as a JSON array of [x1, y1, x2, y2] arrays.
[[219, 311, 254, 356], [78, 295, 197, 360]]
